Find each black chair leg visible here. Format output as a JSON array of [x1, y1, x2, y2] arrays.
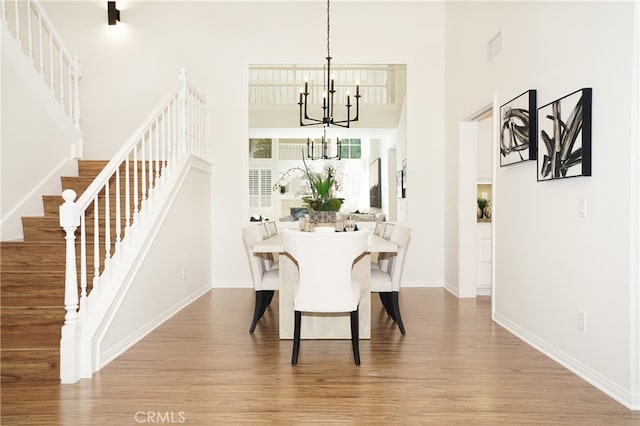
[[265, 290, 275, 307], [249, 291, 266, 333], [292, 311, 302, 365], [378, 292, 395, 320], [391, 291, 406, 335], [259, 290, 274, 318], [350, 309, 361, 365]]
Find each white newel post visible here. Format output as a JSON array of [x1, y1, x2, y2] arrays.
[[178, 68, 187, 154], [59, 189, 80, 383]]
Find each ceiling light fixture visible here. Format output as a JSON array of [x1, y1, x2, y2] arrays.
[[108, 1, 120, 26], [298, 0, 361, 129], [307, 127, 341, 160]]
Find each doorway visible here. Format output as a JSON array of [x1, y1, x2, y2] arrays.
[[457, 101, 496, 298]]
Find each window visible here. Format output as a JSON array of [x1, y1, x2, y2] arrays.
[[249, 138, 272, 159], [339, 139, 361, 159], [249, 168, 272, 208]]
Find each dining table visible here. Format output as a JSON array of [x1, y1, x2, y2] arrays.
[[252, 229, 398, 340]]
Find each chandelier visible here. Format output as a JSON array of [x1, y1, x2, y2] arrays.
[[307, 127, 342, 160], [298, 0, 361, 129]]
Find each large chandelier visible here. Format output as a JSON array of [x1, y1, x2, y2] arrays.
[[307, 127, 342, 160], [298, 0, 361, 129]]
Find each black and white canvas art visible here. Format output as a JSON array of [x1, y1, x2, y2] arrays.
[[401, 159, 407, 196], [500, 89, 537, 166], [537, 88, 592, 181]]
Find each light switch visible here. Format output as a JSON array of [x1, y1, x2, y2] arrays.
[[578, 198, 587, 217]]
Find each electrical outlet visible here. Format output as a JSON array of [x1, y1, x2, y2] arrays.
[[182, 267, 187, 280], [577, 311, 586, 331]]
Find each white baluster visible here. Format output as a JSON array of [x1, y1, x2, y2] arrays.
[[147, 127, 154, 191], [38, 13, 43, 75], [178, 68, 187, 154], [115, 166, 121, 255], [26, 0, 33, 59], [67, 62, 72, 117], [72, 56, 81, 131], [155, 119, 160, 188], [133, 146, 139, 221], [59, 46, 64, 108], [48, 29, 54, 90], [79, 212, 87, 310], [92, 197, 100, 294], [103, 178, 111, 270], [13, 0, 20, 43], [59, 189, 79, 325], [141, 133, 146, 211], [125, 153, 131, 230]]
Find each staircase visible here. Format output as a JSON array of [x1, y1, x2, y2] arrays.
[[1, 160, 122, 382]]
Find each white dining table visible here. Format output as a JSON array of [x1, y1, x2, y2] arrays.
[[253, 230, 398, 340]]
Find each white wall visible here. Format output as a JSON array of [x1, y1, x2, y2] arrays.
[[1, 36, 78, 240], [40, 1, 446, 289], [100, 165, 213, 366], [444, 1, 639, 409]]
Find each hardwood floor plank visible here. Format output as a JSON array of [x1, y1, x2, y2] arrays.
[[1, 288, 638, 425]]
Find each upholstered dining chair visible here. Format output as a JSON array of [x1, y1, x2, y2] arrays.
[[374, 221, 386, 237], [372, 222, 394, 271], [265, 220, 278, 237], [281, 229, 369, 365], [382, 222, 395, 240], [242, 225, 279, 333], [370, 223, 411, 335]]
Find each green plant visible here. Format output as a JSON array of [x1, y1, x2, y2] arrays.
[[477, 198, 488, 211], [301, 155, 344, 211], [272, 151, 344, 212]]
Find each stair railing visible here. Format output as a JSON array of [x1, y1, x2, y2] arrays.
[[58, 68, 207, 383], [1, 0, 81, 131]]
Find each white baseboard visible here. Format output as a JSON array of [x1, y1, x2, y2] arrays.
[[476, 286, 492, 297], [493, 312, 639, 410], [213, 280, 253, 289], [401, 280, 443, 288]]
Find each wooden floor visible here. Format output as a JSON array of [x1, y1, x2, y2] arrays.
[[1, 288, 638, 425]]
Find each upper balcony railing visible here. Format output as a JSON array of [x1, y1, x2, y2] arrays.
[[1, 0, 81, 130], [249, 64, 398, 106]]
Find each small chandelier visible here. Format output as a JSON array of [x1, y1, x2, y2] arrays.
[[298, 0, 361, 128], [307, 127, 341, 160]]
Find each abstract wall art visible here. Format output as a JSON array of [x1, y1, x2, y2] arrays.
[[537, 88, 592, 181], [500, 89, 537, 166]]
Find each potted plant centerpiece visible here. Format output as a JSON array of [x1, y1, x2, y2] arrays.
[[273, 153, 345, 225]]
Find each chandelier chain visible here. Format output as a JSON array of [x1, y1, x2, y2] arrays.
[[298, 0, 360, 129], [326, 0, 330, 59]]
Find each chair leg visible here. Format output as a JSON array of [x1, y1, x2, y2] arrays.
[[265, 290, 275, 307], [350, 309, 361, 365], [391, 291, 406, 335], [292, 311, 302, 365], [378, 292, 395, 320], [249, 291, 267, 333], [259, 290, 274, 318]]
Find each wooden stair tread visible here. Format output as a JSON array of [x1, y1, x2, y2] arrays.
[[1, 158, 123, 381], [1, 332, 61, 349], [1, 349, 59, 382]]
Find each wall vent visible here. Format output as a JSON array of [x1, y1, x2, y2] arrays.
[[487, 31, 503, 62]]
